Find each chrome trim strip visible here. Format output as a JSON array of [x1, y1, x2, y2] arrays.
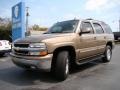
[[79, 45, 105, 53], [13, 47, 46, 51], [10, 53, 53, 60]]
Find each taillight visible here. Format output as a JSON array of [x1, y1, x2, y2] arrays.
[[9, 42, 11, 45], [0, 42, 2, 46]]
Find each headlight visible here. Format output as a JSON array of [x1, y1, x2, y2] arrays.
[[29, 51, 48, 56], [29, 43, 47, 56], [29, 43, 46, 49]]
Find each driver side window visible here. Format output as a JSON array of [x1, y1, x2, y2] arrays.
[[81, 22, 94, 34]]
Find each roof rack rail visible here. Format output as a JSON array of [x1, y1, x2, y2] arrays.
[[86, 18, 93, 20]]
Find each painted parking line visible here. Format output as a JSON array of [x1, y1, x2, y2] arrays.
[[0, 59, 7, 62], [0, 57, 10, 62]]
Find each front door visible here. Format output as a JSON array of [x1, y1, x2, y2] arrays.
[[78, 21, 98, 60]]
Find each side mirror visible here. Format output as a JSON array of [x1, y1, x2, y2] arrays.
[[80, 28, 91, 35]]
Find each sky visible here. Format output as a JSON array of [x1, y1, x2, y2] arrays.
[[0, 0, 120, 31]]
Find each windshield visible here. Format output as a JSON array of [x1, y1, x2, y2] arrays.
[[45, 20, 79, 34]]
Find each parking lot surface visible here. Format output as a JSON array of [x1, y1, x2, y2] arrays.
[[0, 45, 120, 90]]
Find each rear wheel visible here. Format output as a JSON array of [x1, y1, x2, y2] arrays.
[[53, 51, 70, 80], [102, 46, 112, 62]]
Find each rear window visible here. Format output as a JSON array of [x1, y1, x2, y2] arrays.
[[101, 22, 113, 34]]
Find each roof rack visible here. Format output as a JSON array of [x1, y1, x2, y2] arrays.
[[86, 18, 93, 20]]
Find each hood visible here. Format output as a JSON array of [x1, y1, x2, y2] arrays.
[[14, 33, 74, 43]]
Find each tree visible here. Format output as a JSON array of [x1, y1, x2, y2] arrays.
[[32, 24, 48, 31], [0, 17, 12, 42], [32, 24, 40, 30]]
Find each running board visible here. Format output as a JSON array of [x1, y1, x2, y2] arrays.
[[76, 55, 104, 65]]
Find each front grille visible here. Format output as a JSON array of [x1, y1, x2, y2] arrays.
[[14, 43, 29, 48], [14, 50, 29, 55], [13, 43, 29, 55]]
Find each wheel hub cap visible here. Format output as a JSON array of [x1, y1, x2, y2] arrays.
[[65, 58, 69, 74], [107, 49, 111, 60]]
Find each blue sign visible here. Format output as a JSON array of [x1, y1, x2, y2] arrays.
[[12, 2, 25, 41]]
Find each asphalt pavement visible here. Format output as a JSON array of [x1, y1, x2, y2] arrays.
[[0, 45, 120, 90]]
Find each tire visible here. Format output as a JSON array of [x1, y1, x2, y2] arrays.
[[54, 51, 70, 80], [115, 37, 118, 40], [0, 53, 5, 57], [102, 46, 112, 62]]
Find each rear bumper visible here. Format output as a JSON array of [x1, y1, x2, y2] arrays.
[[10, 53, 53, 71]]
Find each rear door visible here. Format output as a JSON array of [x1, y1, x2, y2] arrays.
[[92, 22, 106, 54]]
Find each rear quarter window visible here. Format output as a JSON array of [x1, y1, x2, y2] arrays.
[[101, 22, 113, 34]]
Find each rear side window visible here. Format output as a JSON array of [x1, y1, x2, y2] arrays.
[[101, 22, 113, 34], [93, 23, 104, 34]]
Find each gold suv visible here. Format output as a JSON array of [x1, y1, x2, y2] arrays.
[[11, 19, 115, 80]]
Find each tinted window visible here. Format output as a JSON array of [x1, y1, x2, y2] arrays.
[[93, 23, 104, 34], [81, 22, 94, 34], [101, 22, 113, 34]]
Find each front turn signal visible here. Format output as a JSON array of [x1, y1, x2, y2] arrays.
[[40, 51, 48, 56]]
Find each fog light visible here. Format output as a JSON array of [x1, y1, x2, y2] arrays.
[[31, 66, 36, 69], [29, 52, 39, 55]]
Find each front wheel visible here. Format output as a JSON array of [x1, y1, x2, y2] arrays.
[[54, 51, 70, 80], [102, 46, 112, 62], [0, 53, 5, 57]]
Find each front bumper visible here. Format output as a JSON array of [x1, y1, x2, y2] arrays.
[[10, 53, 53, 71]]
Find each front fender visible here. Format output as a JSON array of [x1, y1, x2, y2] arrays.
[[47, 42, 76, 53]]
